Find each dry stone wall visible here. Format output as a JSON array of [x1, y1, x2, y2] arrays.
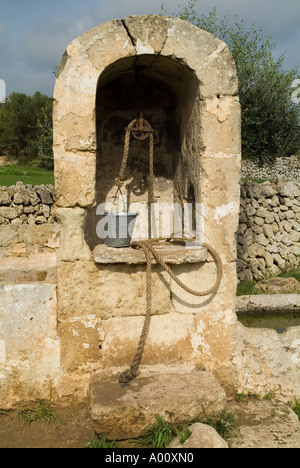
[[1, 179, 300, 281], [0, 182, 56, 226], [238, 180, 300, 280], [241, 156, 300, 181]]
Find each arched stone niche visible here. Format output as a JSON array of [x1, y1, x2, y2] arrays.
[[53, 15, 241, 395]]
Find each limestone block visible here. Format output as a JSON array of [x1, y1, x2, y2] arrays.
[[57, 260, 170, 319], [0, 253, 57, 284], [256, 233, 269, 247], [56, 207, 92, 261], [123, 15, 169, 54], [264, 251, 274, 268], [170, 261, 235, 314], [0, 224, 60, 258], [89, 367, 227, 439], [277, 181, 300, 198], [201, 97, 241, 155], [201, 213, 239, 264], [263, 224, 273, 238], [53, 113, 96, 152], [0, 207, 18, 220], [254, 277, 300, 295], [54, 151, 96, 207], [199, 155, 241, 263], [34, 185, 54, 204], [201, 153, 241, 207], [13, 182, 30, 205], [0, 336, 61, 409], [191, 307, 238, 383], [235, 322, 300, 403], [235, 294, 300, 314], [83, 19, 136, 70], [168, 423, 228, 448], [54, 19, 135, 123], [0, 284, 57, 361], [161, 17, 238, 98], [0, 189, 11, 206], [54, 58, 97, 122], [229, 399, 300, 449], [100, 313, 196, 367], [59, 315, 103, 371], [93, 243, 207, 265]]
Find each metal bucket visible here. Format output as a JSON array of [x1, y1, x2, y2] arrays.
[[104, 211, 138, 248]]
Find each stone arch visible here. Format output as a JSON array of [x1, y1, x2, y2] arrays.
[[53, 15, 241, 393], [53, 15, 240, 212]]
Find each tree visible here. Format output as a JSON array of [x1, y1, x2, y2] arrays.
[[0, 92, 53, 168], [170, 1, 300, 164]]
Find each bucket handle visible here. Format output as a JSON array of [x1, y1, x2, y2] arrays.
[[112, 186, 127, 212]]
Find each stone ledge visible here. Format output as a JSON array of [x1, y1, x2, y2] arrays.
[[0, 253, 57, 284], [89, 366, 226, 440], [93, 244, 207, 265], [236, 294, 300, 314]]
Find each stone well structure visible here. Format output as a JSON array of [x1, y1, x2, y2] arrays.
[[53, 15, 241, 396]]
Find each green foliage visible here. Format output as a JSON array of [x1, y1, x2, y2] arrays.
[[0, 163, 54, 186], [169, 1, 300, 164], [203, 409, 238, 441], [15, 400, 61, 426], [133, 411, 238, 447], [237, 266, 300, 297], [278, 266, 300, 283], [0, 92, 53, 168], [293, 399, 300, 421], [134, 414, 174, 448], [86, 436, 118, 448], [36, 105, 54, 169], [176, 425, 192, 444], [236, 279, 256, 296]]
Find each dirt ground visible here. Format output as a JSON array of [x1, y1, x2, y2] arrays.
[[0, 403, 96, 449], [0, 399, 299, 448]]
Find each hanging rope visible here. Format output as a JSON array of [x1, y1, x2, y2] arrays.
[[116, 115, 223, 384]]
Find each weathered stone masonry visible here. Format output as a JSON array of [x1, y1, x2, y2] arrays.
[[1, 180, 299, 283], [238, 180, 300, 280], [0, 16, 299, 410], [0, 182, 56, 226]]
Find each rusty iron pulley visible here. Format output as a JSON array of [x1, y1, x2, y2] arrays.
[[125, 112, 154, 141]]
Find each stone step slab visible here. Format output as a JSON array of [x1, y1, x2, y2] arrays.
[[89, 367, 227, 440], [0, 253, 57, 284]]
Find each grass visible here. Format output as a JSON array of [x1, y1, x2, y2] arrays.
[[87, 415, 194, 449], [132, 411, 237, 449], [133, 414, 174, 448], [293, 399, 300, 421], [15, 400, 61, 426], [203, 409, 238, 442], [237, 266, 300, 296], [237, 279, 257, 296], [278, 266, 300, 283], [0, 163, 54, 186], [87, 436, 118, 449]]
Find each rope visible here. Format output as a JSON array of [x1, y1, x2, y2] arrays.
[[116, 119, 138, 190], [119, 238, 222, 384], [116, 116, 223, 384]]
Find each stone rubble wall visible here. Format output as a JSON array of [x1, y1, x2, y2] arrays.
[[241, 155, 300, 181], [0, 182, 57, 226], [1, 179, 300, 281], [238, 180, 300, 281]]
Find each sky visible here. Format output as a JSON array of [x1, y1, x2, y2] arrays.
[[0, 0, 299, 97]]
